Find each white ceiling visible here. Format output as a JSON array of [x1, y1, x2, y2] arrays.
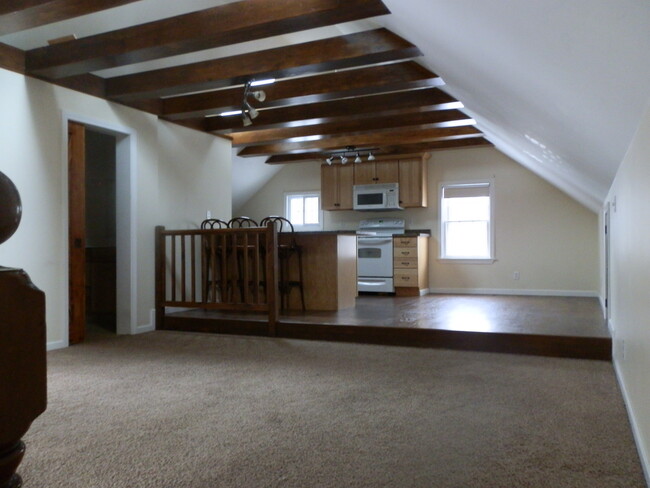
[[379, 0, 650, 211], [5, 1, 650, 212]]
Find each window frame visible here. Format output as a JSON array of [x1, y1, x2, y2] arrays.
[[438, 179, 495, 264], [284, 191, 323, 232]]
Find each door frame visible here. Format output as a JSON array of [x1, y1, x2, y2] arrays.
[[604, 202, 611, 323], [63, 112, 138, 344]]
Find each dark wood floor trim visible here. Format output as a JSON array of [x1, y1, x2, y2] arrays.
[[160, 315, 612, 361]]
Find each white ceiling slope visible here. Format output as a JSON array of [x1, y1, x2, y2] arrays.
[[380, 0, 650, 211]]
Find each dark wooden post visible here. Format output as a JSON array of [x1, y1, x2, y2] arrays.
[[154, 226, 165, 330], [265, 223, 279, 336], [0, 171, 46, 488]]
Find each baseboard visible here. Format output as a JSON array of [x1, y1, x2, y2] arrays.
[[613, 359, 650, 486], [135, 309, 156, 334], [599, 295, 606, 317], [428, 288, 598, 298], [47, 340, 67, 351]]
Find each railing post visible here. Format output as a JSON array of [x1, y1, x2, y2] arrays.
[[155, 226, 165, 330], [266, 223, 279, 336]]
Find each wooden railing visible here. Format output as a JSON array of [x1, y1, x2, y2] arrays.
[[155, 225, 279, 334]]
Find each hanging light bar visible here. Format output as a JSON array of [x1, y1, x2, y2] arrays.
[[323, 146, 379, 164]]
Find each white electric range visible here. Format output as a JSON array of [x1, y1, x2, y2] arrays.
[[356, 218, 405, 293]]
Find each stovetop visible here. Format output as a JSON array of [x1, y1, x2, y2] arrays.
[[357, 218, 405, 236]]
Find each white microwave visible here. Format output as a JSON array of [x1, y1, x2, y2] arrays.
[[353, 183, 403, 211]]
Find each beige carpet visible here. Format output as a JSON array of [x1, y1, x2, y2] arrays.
[[20, 331, 645, 487]]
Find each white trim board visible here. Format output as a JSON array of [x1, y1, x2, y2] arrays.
[[136, 309, 156, 334], [428, 288, 598, 298], [47, 340, 67, 351], [614, 360, 650, 486]]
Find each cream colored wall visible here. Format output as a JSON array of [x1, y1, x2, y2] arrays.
[[237, 146, 599, 295], [0, 68, 231, 348], [605, 100, 650, 480]]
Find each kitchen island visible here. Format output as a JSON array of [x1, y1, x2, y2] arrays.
[[279, 231, 357, 311]]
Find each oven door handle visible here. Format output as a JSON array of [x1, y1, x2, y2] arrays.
[[358, 279, 390, 286], [357, 237, 393, 245]]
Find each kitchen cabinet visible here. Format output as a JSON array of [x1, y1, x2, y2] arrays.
[[353, 160, 399, 185], [398, 156, 428, 208], [321, 163, 354, 210], [393, 235, 429, 296]]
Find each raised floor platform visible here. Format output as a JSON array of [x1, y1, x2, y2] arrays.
[[161, 294, 611, 360]]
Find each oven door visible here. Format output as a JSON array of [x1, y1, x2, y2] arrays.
[[357, 236, 393, 278]]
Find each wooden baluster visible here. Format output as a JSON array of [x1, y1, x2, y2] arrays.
[[170, 235, 176, 303], [155, 226, 165, 329], [230, 232, 239, 302], [190, 234, 196, 303], [210, 233, 217, 303], [243, 232, 250, 304], [253, 232, 261, 304], [266, 223, 279, 335], [220, 233, 227, 302], [180, 235, 186, 302]]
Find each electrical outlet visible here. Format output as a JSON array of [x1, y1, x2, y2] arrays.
[[206, 210, 211, 219], [513, 271, 520, 280]]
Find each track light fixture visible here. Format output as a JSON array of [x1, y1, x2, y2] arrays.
[[218, 78, 273, 126], [323, 146, 379, 165]]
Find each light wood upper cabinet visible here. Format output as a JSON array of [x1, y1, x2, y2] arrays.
[[321, 163, 354, 210], [321, 154, 429, 211], [398, 156, 428, 208], [353, 160, 399, 185]]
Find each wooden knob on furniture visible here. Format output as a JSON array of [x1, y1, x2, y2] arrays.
[[0, 171, 22, 246]]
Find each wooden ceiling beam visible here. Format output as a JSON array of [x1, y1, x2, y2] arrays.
[[237, 126, 483, 157], [0, 0, 141, 35], [230, 109, 473, 147], [264, 138, 492, 164], [26, 0, 391, 78], [205, 87, 458, 133], [105, 29, 421, 101], [379, 137, 493, 154], [0, 42, 25, 73], [161, 62, 442, 120]]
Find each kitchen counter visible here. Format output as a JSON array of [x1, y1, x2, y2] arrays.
[[280, 230, 356, 236], [279, 233, 356, 311], [396, 229, 431, 236]]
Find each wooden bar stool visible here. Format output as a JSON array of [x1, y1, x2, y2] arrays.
[[200, 218, 229, 302], [260, 216, 305, 311], [228, 217, 261, 301]]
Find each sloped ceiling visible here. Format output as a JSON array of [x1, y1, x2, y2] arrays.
[[380, 0, 650, 211], [2, 1, 650, 212]]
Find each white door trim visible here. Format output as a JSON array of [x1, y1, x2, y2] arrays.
[[61, 111, 138, 342]]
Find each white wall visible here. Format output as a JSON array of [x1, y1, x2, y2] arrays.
[[0, 68, 232, 348], [605, 99, 650, 481], [237, 146, 599, 296]]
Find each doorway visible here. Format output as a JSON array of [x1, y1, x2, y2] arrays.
[[67, 117, 136, 345]]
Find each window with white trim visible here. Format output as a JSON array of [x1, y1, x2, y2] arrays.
[[285, 191, 323, 231], [440, 181, 494, 261]]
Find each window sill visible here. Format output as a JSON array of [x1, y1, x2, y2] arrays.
[[438, 258, 496, 265]]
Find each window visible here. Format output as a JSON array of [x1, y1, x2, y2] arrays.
[[285, 191, 323, 231], [440, 181, 494, 261]]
